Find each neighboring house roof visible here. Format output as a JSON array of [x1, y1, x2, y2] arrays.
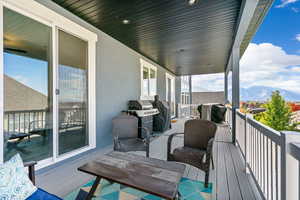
[[4, 75, 48, 112]]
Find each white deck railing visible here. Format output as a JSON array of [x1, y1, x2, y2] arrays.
[[234, 109, 300, 200]]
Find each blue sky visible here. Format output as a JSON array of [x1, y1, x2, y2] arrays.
[[4, 53, 49, 95], [193, 0, 300, 95], [253, 0, 300, 54]]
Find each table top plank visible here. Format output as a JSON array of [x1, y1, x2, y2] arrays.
[[108, 151, 186, 173], [78, 152, 185, 200]]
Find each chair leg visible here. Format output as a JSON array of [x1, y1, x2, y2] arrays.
[[211, 155, 215, 170], [204, 172, 209, 188]]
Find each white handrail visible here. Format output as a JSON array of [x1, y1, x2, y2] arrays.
[[234, 109, 300, 200]]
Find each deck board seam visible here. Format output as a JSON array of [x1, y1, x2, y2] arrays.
[[227, 143, 245, 200]]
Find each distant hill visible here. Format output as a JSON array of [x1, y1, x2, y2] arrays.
[[229, 86, 300, 102]]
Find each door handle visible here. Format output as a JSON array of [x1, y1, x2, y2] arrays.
[[55, 89, 60, 95]]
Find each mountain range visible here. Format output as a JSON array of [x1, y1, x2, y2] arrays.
[[229, 86, 300, 102]]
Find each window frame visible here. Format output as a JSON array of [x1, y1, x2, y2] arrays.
[[140, 59, 157, 100]]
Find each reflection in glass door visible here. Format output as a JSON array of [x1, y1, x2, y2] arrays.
[[58, 30, 88, 155], [3, 8, 53, 162]]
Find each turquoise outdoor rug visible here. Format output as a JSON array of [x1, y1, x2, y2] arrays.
[[64, 177, 212, 200]]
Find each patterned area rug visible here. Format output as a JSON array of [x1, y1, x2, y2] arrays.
[[64, 177, 212, 200]]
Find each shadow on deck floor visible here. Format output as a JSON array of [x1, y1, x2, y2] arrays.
[[36, 118, 262, 199]]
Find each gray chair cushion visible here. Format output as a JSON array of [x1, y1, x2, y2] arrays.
[[172, 147, 206, 169]]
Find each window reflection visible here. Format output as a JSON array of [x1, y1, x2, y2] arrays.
[[3, 8, 53, 162]]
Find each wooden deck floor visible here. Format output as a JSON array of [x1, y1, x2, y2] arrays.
[[36, 119, 262, 199]]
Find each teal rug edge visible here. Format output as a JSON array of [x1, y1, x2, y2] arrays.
[[64, 178, 213, 200]]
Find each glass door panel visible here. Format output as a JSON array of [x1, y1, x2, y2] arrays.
[[58, 30, 88, 155], [3, 8, 53, 162]]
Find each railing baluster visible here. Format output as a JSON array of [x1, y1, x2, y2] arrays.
[[13, 113, 16, 132], [18, 113, 21, 133], [259, 130, 262, 188], [7, 114, 10, 132], [275, 144, 278, 200], [263, 134, 266, 195], [266, 137, 269, 199], [271, 141, 273, 200]]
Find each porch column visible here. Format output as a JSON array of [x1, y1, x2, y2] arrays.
[[188, 75, 192, 116], [224, 70, 228, 103], [231, 47, 240, 144]]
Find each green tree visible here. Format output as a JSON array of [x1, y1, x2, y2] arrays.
[[256, 91, 292, 131]]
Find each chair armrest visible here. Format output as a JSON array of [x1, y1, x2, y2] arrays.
[[24, 161, 37, 185], [167, 133, 184, 160], [204, 138, 214, 165]]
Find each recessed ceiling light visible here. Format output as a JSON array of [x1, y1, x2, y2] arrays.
[[188, 0, 197, 6], [122, 19, 130, 24]]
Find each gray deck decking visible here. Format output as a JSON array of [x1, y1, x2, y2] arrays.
[[36, 119, 262, 199]]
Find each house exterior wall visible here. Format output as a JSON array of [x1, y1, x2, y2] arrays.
[[35, 0, 176, 149], [192, 92, 225, 105]]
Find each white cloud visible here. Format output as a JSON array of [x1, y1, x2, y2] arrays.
[[240, 43, 300, 93], [192, 73, 224, 92], [191, 43, 300, 94], [276, 0, 299, 8], [11, 75, 29, 85], [291, 7, 299, 12], [296, 34, 300, 42]]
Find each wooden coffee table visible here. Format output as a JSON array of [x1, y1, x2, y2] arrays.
[[76, 151, 186, 200]]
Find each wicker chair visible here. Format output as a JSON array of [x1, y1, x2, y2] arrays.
[[167, 119, 217, 187], [112, 113, 150, 157]]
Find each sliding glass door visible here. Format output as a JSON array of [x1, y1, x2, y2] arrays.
[[3, 7, 53, 162], [1, 3, 96, 165], [58, 30, 89, 155]]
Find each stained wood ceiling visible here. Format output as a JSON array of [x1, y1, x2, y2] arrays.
[[52, 0, 243, 75]]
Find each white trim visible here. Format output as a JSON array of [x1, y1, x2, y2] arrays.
[[88, 40, 97, 149], [140, 59, 157, 100], [1, 0, 97, 42], [36, 146, 94, 170], [165, 73, 176, 118], [0, 3, 4, 164], [52, 26, 59, 162], [0, 0, 98, 167]]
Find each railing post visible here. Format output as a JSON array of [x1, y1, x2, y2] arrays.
[[281, 131, 300, 200], [231, 47, 240, 144], [280, 132, 287, 200]]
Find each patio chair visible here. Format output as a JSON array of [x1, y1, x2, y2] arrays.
[[167, 119, 217, 187], [112, 113, 150, 157]]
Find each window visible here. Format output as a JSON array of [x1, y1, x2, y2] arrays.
[[140, 59, 157, 99]]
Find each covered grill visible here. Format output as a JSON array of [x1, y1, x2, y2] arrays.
[[127, 100, 159, 138]]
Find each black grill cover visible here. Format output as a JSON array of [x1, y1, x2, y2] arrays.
[[152, 96, 171, 132], [211, 104, 227, 123], [197, 104, 227, 123]]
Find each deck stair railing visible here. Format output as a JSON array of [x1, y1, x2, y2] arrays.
[[234, 109, 300, 200]]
